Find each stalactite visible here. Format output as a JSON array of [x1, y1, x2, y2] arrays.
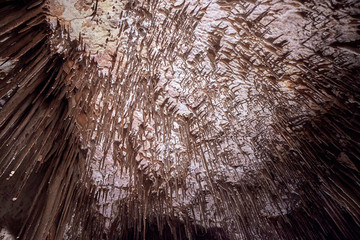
[[0, 0, 360, 239]]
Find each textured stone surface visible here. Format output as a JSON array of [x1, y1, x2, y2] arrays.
[[0, 0, 359, 239], [46, 0, 360, 238], [0, 228, 14, 240]]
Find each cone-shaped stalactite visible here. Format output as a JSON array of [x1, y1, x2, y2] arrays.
[[0, 0, 360, 239]]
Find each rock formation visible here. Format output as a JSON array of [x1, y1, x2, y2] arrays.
[[0, 0, 359, 239]]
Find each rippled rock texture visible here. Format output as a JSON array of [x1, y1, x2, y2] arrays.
[[0, 0, 360, 239]]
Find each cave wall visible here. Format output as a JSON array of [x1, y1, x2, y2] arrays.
[[0, 0, 360, 239]]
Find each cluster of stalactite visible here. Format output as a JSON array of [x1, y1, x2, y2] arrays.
[[0, 0, 360, 239], [0, 1, 100, 239]]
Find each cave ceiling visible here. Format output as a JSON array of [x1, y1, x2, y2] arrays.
[[0, 0, 360, 239]]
